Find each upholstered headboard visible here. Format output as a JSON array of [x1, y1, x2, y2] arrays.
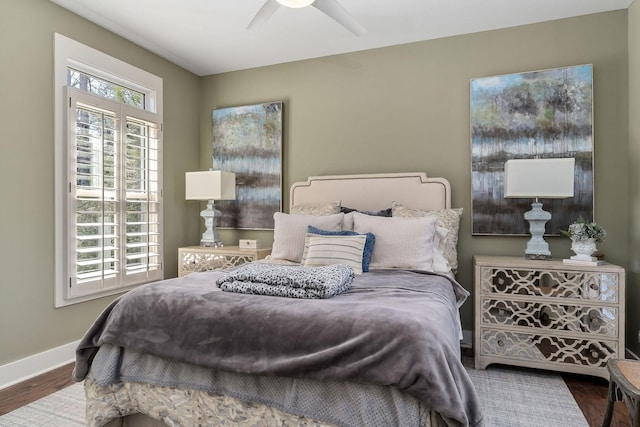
[[289, 172, 451, 211]]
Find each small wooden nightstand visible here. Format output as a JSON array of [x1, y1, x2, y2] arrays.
[[474, 255, 625, 379], [178, 246, 272, 277]]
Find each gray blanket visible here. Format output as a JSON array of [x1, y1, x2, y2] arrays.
[[74, 268, 483, 427], [216, 263, 354, 298]]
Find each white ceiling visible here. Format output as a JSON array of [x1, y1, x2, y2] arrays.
[[50, 0, 633, 76]]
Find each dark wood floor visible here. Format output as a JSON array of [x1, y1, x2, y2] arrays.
[[562, 371, 630, 427], [0, 363, 77, 416], [0, 362, 633, 426]]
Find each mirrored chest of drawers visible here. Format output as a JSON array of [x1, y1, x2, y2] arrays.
[[178, 246, 272, 277], [474, 255, 625, 379]]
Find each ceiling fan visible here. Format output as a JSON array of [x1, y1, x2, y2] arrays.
[[247, 0, 366, 36]]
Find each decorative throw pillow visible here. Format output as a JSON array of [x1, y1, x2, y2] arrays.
[[290, 201, 341, 216], [307, 225, 375, 272], [352, 213, 438, 270], [301, 234, 367, 275], [340, 206, 392, 216], [271, 212, 345, 263], [341, 207, 392, 230], [392, 202, 463, 273]]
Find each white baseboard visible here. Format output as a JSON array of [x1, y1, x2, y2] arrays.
[[0, 340, 79, 390]]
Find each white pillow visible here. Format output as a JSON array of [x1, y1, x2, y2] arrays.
[[301, 234, 367, 275], [290, 201, 341, 215], [431, 226, 452, 274], [353, 213, 438, 270], [342, 211, 355, 231], [392, 202, 463, 273], [271, 212, 345, 263]]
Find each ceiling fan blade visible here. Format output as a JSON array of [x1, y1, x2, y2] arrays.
[[247, 0, 281, 30], [312, 0, 366, 36]]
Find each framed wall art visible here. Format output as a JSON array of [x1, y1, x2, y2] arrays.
[[212, 101, 283, 230], [470, 64, 594, 235]]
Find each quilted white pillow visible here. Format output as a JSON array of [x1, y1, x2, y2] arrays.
[[271, 212, 345, 263], [352, 213, 438, 270], [301, 234, 367, 275], [392, 202, 463, 273]]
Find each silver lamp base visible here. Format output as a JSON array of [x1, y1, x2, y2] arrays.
[[525, 253, 552, 261], [523, 202, 552, 260], [200, 200, 223, 247]]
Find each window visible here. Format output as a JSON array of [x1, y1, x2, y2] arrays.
[[55, 34, 163, 307]]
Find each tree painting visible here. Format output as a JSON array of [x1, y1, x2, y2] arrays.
[[470, 64, 594, 235], [212, 102, 282, 230]]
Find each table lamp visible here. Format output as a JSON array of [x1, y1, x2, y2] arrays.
[[504, 158, 575, 260], [185, 170, 236, 247]]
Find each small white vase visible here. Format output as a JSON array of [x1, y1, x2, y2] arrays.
[[570, 238, 597, 262]]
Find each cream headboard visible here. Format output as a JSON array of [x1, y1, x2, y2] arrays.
[[290, 172, 451, 211]]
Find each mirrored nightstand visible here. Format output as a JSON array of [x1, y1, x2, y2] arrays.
[[178, 246, 271, 277]]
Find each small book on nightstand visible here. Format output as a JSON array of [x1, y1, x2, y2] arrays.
[[562, 258, 606, 266]]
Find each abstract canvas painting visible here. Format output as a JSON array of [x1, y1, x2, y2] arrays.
[[212, 101, 283, 229], [470, 64, 594, 235]]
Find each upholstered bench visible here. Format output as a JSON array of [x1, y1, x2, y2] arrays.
[[602, 359, 640, 427]]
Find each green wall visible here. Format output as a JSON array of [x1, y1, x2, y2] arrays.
[[201, 11, 630, 343], [0, 0, 201, 365], [628, 0, 640, 356], [1, 0, 636, 368]]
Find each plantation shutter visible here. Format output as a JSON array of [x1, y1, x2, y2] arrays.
[[67, 88, 162, 299]]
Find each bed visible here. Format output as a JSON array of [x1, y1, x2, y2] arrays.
[[73, 172, 483, 427]]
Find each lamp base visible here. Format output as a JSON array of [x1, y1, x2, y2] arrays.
[[201, 241, 224, 248], [523, 202, 552, 260], [200, 200, 223, 247], [524, 253, 552, 261]]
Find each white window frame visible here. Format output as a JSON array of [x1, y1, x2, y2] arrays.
[[54, 33, 164, 307]]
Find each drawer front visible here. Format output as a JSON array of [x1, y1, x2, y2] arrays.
[[480, 266, 619, 302], [181, 252, 256, 275], [479, 328, 618, 369], [480, 298, 619, 337]]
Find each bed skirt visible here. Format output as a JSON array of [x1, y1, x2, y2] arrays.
[[82, 343, 444, 427], [85, 372, 437, 427], [86, 373, 335, 426]]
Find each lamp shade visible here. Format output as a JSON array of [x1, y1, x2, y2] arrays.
[[185, 171, 236, 201], [276, 0, 314, 8], [504, 158, 575, 199]]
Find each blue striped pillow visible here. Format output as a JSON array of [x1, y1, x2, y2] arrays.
[[307, 225, 375, 272], [301, 234, 367, 275]]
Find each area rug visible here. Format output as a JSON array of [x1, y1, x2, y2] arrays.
[[466, 365, 589, 427], [0, 381, 84, 427], [0, 366, 588, 427]]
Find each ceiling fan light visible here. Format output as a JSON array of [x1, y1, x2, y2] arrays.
[[276, 0, 315, 8]]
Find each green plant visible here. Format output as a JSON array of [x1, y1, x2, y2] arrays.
[[561, 216, 607, 242]]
